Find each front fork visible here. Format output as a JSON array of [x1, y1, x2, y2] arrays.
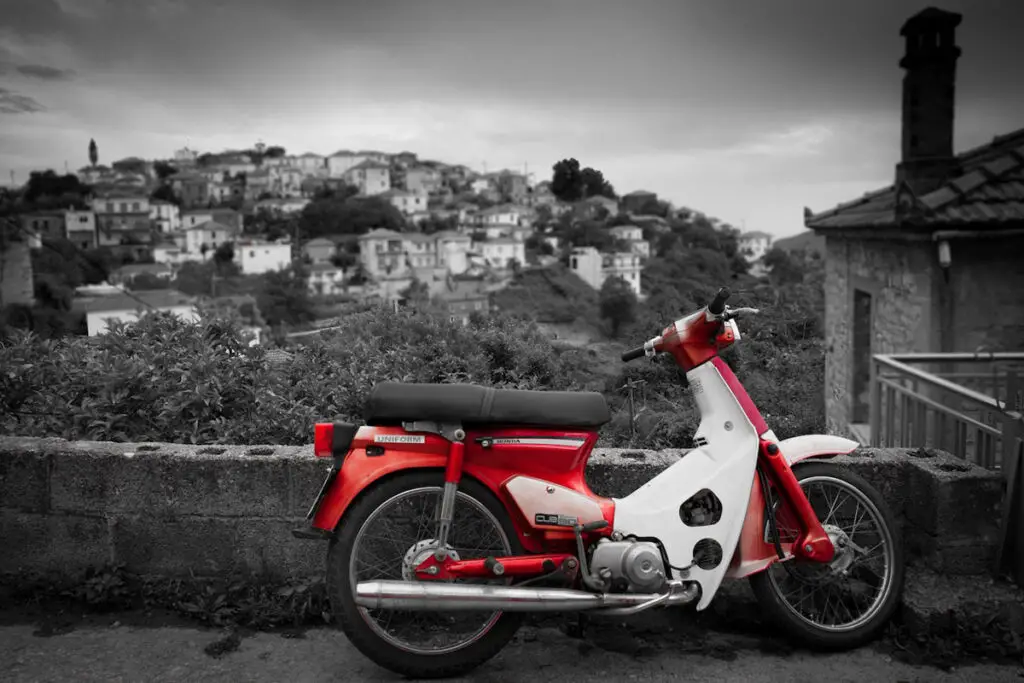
[[759, 438, 835, 563]]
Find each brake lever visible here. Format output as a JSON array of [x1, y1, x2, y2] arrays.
[[724, 307, 760, 320]]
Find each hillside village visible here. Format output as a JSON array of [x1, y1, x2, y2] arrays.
[[0, 145, 777, 339]]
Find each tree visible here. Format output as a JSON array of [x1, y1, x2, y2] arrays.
[[299, 195, 405, 238], [150, 184, 181, 205], [214, 242, 235, 268], [551, 158, 616, 202], [22, 171, 91, 207], [418, 214, 458, 235], [764, 247, 808, 286], [154, 161, 178, 181], [256, 266, 316, 328], [551, 158, 583, 202], [598, 276, 638, 338], [112, 157, 148, 176], [399, 278, 430, 306], [88, 139, 98, 167], [580, 167, 616, 199], [264, 146, 286, 158]]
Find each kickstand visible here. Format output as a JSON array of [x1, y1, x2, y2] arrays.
[[566, 613, 590, 639]]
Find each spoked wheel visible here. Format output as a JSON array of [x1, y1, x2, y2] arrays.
[[749, 461, 905, 650], [327, 471, 524, 679]]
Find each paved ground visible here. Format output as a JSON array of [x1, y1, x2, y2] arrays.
[[2, 610, 1021, 683]]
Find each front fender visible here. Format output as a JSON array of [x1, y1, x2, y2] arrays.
[[778, 434, 860, 467]]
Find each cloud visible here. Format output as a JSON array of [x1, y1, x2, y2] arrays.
[[0, 0, 72, 37], [14, 64, 75, 80], [726, 124, 835, 158], [0, 87, 45, 114]]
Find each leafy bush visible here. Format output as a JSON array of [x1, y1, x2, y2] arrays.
[[0, 306, 592, 445], [492, 265, 599, 324]]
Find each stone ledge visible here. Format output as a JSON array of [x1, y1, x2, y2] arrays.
[[0, 437, 1005, 582]]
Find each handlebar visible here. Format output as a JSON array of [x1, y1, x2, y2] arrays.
[[621, 346, 646, 362], [707, 287, 731, 315], [621, 286, 756, 364]]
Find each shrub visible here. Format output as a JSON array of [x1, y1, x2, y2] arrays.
[[0, 307, 592, 445]]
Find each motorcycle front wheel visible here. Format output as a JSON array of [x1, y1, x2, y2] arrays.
[[749, 461, 905, 650]]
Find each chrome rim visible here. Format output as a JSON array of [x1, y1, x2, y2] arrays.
[[350, 485, 512, 655], [764, 475, 895, 633]]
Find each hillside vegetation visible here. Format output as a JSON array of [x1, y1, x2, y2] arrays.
[[0, 242, 824, 448]]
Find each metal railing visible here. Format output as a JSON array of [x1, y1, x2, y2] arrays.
[[869, 352, 1024, 470], [868, 352, 1024, 584]]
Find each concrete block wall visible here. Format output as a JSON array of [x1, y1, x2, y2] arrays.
[[0, 437, 1004, 582]]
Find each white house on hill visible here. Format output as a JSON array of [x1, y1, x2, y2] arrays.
[[569, 246, 642, 297], [74, 289, 198, 337], [237, 240, 292, 275]]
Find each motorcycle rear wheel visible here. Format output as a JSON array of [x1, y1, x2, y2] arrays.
[[327, 470, 524, 679]]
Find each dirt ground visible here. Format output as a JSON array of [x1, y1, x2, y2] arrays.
[[2, 607, 1022, 683]]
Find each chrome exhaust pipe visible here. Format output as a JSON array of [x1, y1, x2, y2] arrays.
[[355, 580, 699, 613]]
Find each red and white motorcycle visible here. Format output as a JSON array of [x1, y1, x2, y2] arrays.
[[295, 286, 905, 679]]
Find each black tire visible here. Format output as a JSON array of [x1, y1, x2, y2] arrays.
[[327, 470, 524, 679], [749, 461, 905, 650]]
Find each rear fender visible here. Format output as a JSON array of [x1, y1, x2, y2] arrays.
[[311, 450, 448, 532]]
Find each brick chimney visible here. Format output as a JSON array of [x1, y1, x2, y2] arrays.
[[895, 7, 962, 196]]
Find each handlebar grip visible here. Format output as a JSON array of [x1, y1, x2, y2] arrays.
[[621, 346, 646, 362], [708, 287, 731, 315]]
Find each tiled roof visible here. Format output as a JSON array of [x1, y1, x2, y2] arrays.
[[478, 203, 529, 215], [806, 127, 1024, 231], [359, 228, 404, 240], [186, 220, 234, 232], [112, 263, 173, 277], [346, 159, 389, 172], [74, 289, 194, 314]]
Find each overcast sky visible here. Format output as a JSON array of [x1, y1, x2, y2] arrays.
[[1, 0, 1022, 237]]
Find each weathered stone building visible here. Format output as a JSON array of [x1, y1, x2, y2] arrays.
[[806, 8, 1024, 435]]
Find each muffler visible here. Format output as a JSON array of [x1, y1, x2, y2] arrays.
[[355, 580, 698, 613]]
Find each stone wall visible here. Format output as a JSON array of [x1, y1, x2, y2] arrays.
[[823, 236, 936, 433], [0, 437, 1003, 582], [947, 236, 1024, 353]]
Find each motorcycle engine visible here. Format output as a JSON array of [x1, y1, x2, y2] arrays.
[[589, 539, 667, 593]]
